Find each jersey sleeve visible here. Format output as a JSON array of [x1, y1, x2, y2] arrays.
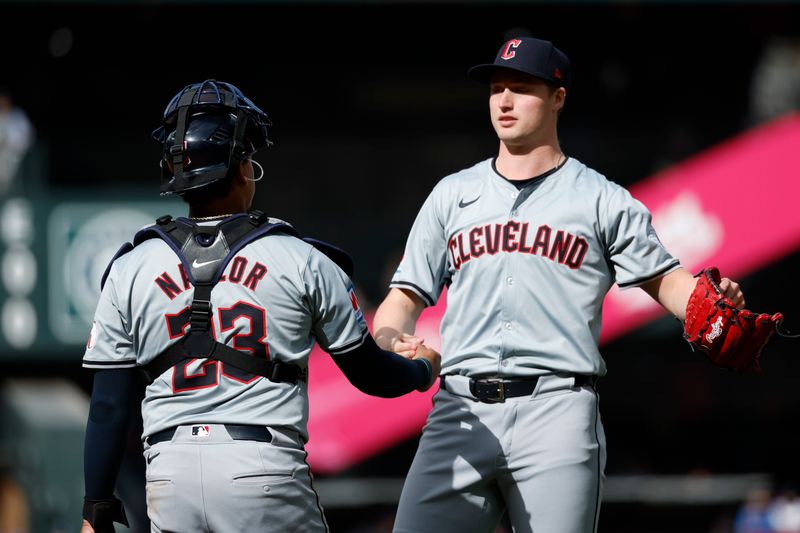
[[82, 263, 136, 369], [601, 185, 680, 289], [389, 185, 449, 307], [304, 248, 369, 355]]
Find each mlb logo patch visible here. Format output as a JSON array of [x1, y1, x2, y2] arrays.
[[191, 425, 211, 438], [348, 286, 366, 325]]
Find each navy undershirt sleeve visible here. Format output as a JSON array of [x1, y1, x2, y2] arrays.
[[330, 334, 431, 397], [83, 368, 138, 499]]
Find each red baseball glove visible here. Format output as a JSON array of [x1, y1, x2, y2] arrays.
[[683, 267, 783, 373]]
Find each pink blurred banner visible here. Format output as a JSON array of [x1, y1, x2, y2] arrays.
[[306, 112, 800, 474], [305, 301, 445, 474], [600, 112, 800, 342]]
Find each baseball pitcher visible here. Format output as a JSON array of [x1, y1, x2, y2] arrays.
[[374, 36, 782, 533]]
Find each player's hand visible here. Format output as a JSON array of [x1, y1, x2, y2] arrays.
[[719, 277, 745, 308], [391, 333, 424, 358], [80, 519, 95, 533], [412, 343, 441, 391]]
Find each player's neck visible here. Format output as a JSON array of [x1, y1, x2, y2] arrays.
[[188, 196, 250, 219], [495, 143, 564, 181]]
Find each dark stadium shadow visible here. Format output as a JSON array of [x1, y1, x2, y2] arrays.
[[117, 378, 150, 533]]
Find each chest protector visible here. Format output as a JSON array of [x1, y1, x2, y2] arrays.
[[101, 209, 354, 385]]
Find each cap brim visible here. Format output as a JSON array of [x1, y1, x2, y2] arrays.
[[468, 64, 549, 84], [467, 63, 501, 84], [467, 64, 568, 88]]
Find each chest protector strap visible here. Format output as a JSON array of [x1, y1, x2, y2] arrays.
[[107, 209, 351, 385]]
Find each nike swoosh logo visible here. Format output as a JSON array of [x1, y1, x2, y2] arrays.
[[192, 258, 221, 268], [458, 196, 480, 208]]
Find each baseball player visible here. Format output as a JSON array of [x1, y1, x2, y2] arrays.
[[373, 37, 749, 533], [79, 80, 440, 533]]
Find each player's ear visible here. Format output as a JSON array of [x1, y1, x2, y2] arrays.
[[553, 87, 566, 112], [233, 159, 252, 184]]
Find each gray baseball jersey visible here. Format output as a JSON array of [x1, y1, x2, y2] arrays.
[[391, 156, 679, 377], [391, 157, 678, 533], [83, 220, 368, 442]]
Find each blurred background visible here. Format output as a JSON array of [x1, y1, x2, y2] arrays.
[[1, 0, 799, 532]]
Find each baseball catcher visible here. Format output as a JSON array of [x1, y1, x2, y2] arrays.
[[683, 266, 784, 373], [79, 80, 440, 533]]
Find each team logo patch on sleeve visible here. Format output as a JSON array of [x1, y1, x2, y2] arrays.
[[86, 321, 97, 350], [646, 224, 664, 246], [348, 286, 366, 325]]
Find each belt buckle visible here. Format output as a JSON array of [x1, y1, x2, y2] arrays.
[[483, 378, 506, 403]]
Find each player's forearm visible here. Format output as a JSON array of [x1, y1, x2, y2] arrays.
[[84, 368, 137, 499], [331, 335, 432, 397], [373, 288, 425, 350], [641, 267, 696, 321]]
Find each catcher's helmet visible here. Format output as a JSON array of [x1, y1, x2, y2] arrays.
[[151, 80, 272, 195]]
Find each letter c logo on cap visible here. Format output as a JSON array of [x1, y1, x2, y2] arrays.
[[500, 39, 522, 60]]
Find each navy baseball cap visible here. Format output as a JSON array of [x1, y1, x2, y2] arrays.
[[468, 37, 571, 89]]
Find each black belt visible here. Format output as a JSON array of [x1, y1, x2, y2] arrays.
[[147, 424, 272, 445], [442, 374, 595, 403]]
